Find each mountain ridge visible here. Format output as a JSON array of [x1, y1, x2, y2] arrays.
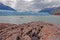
[[0, 3, 16, 11]]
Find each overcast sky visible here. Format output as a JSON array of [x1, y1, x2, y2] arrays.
[[0, 0, 60, 11]]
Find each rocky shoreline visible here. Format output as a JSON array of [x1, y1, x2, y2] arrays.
[[0, 21, 60, 40]]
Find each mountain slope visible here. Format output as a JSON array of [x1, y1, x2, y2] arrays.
[[39, 8, 55, 13], [0, 3, 16, 11], [50, 7, 60, 15]]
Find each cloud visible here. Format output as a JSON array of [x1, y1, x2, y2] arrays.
[[0, 0, 60, 11], [29, 0, 60, 11]]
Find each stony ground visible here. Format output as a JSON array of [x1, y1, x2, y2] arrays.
[[0, 21, 60, 40]]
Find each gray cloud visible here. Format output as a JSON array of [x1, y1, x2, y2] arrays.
[[0, 0, 60, 11]]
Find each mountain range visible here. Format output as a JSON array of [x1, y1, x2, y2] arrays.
[[39, 7, 60, 15]]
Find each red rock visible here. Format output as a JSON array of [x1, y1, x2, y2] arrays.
[[0, 21, 60, 40]]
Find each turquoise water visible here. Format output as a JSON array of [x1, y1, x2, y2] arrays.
[[0, 10, 50, 16]]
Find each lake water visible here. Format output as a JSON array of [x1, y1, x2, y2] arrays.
[[0, 16, 60, 29]]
